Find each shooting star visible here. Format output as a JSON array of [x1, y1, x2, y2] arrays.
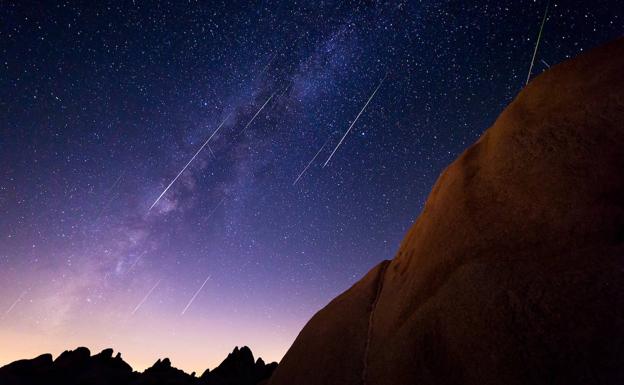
[[148, 112, 232, 213], [237, 93, 275, 138], [277, 82, 292, 99], [206, 197, 226, 220], [131, 279, 161, 315], [541, 59, 550, 68], [95, 171, 125, 221], [107, 172, 125, 195], [260, 53, 277, 75], [181, 275, 211, 316], [323, 74, 387, 167], [3, 290, 28, 318], [127, 250, 147, 272], [293, 137, 331, 185], [526, 0, 550, 85], [207, 145, 216, 159]]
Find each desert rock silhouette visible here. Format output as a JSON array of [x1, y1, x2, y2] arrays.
[[0, 346, 276, 385]]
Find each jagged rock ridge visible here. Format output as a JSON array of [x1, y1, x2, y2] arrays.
[[0, 346, 277, 385]]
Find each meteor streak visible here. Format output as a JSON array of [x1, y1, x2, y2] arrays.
[[277, 82, 292, 99], [131, 280, 161, 315], [107, 172, 125, 196], [95, 171, 125, 221], [181, 275, 211, 315], [238, 93, 275, 137], [323, 74, 386, 168], [293, 137, 330, 185], [526, 1, 550, 85], [260, 53, 276, 74], [3, 290, 28, 318], [208, 145, 216, 159], [148, 112, 232, 213], [128, 251, 146, 272], [206, 197, 226, 220]]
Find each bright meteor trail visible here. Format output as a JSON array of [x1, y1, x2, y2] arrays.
[[238, 93, 275, 137], [148, 112, 232, 212], [131, 280, 161, 315], [181, 275, 211, 316], [526, 1, 550, 85], [323, 74, 386, 168], [293, 137, 330, 185], [2, 290, 28, 318]]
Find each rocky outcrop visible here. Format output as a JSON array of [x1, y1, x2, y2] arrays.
[[202, 346, 278, 385], [0, 354, 54, 385], [0, 347, 136, 385], [0, 346, 276, 385], [138, 358, 196, 385], [268, 38, 624, 385]]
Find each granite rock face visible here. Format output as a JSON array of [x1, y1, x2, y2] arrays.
[[268, 38, 624, 385]]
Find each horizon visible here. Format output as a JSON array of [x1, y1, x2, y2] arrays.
[[1, 0, 622, 375], [1, 343, 272, 374]]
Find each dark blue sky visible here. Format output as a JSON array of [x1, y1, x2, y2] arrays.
[[0, 0, 621, 372]]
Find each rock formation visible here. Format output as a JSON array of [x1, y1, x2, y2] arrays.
[[201, 346, 278, 385], [138, 357, 195, 385], [268, 38, 624, 385], [0, 346, 276, 385]]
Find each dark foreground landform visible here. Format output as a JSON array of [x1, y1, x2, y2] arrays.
[[266, 38, 624, 385], [0, 345, 276, 385]]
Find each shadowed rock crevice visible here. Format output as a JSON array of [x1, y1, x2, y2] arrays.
[[361, 260, 389, 385]]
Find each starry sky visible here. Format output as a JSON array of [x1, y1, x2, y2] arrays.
[[0, 0, 621, 374]]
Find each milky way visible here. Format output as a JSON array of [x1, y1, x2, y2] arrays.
[[0, 0, 621, 374]]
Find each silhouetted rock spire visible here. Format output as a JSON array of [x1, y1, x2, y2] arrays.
[[201, 346, 278, 385]]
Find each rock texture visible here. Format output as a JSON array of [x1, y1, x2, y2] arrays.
[[268, 38, 624, 385], [0, 346, 276, 385]]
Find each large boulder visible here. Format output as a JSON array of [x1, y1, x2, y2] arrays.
[[268, 38, 624, 385]]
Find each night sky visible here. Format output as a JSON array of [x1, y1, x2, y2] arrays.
[[1, 0, 621, 374]]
